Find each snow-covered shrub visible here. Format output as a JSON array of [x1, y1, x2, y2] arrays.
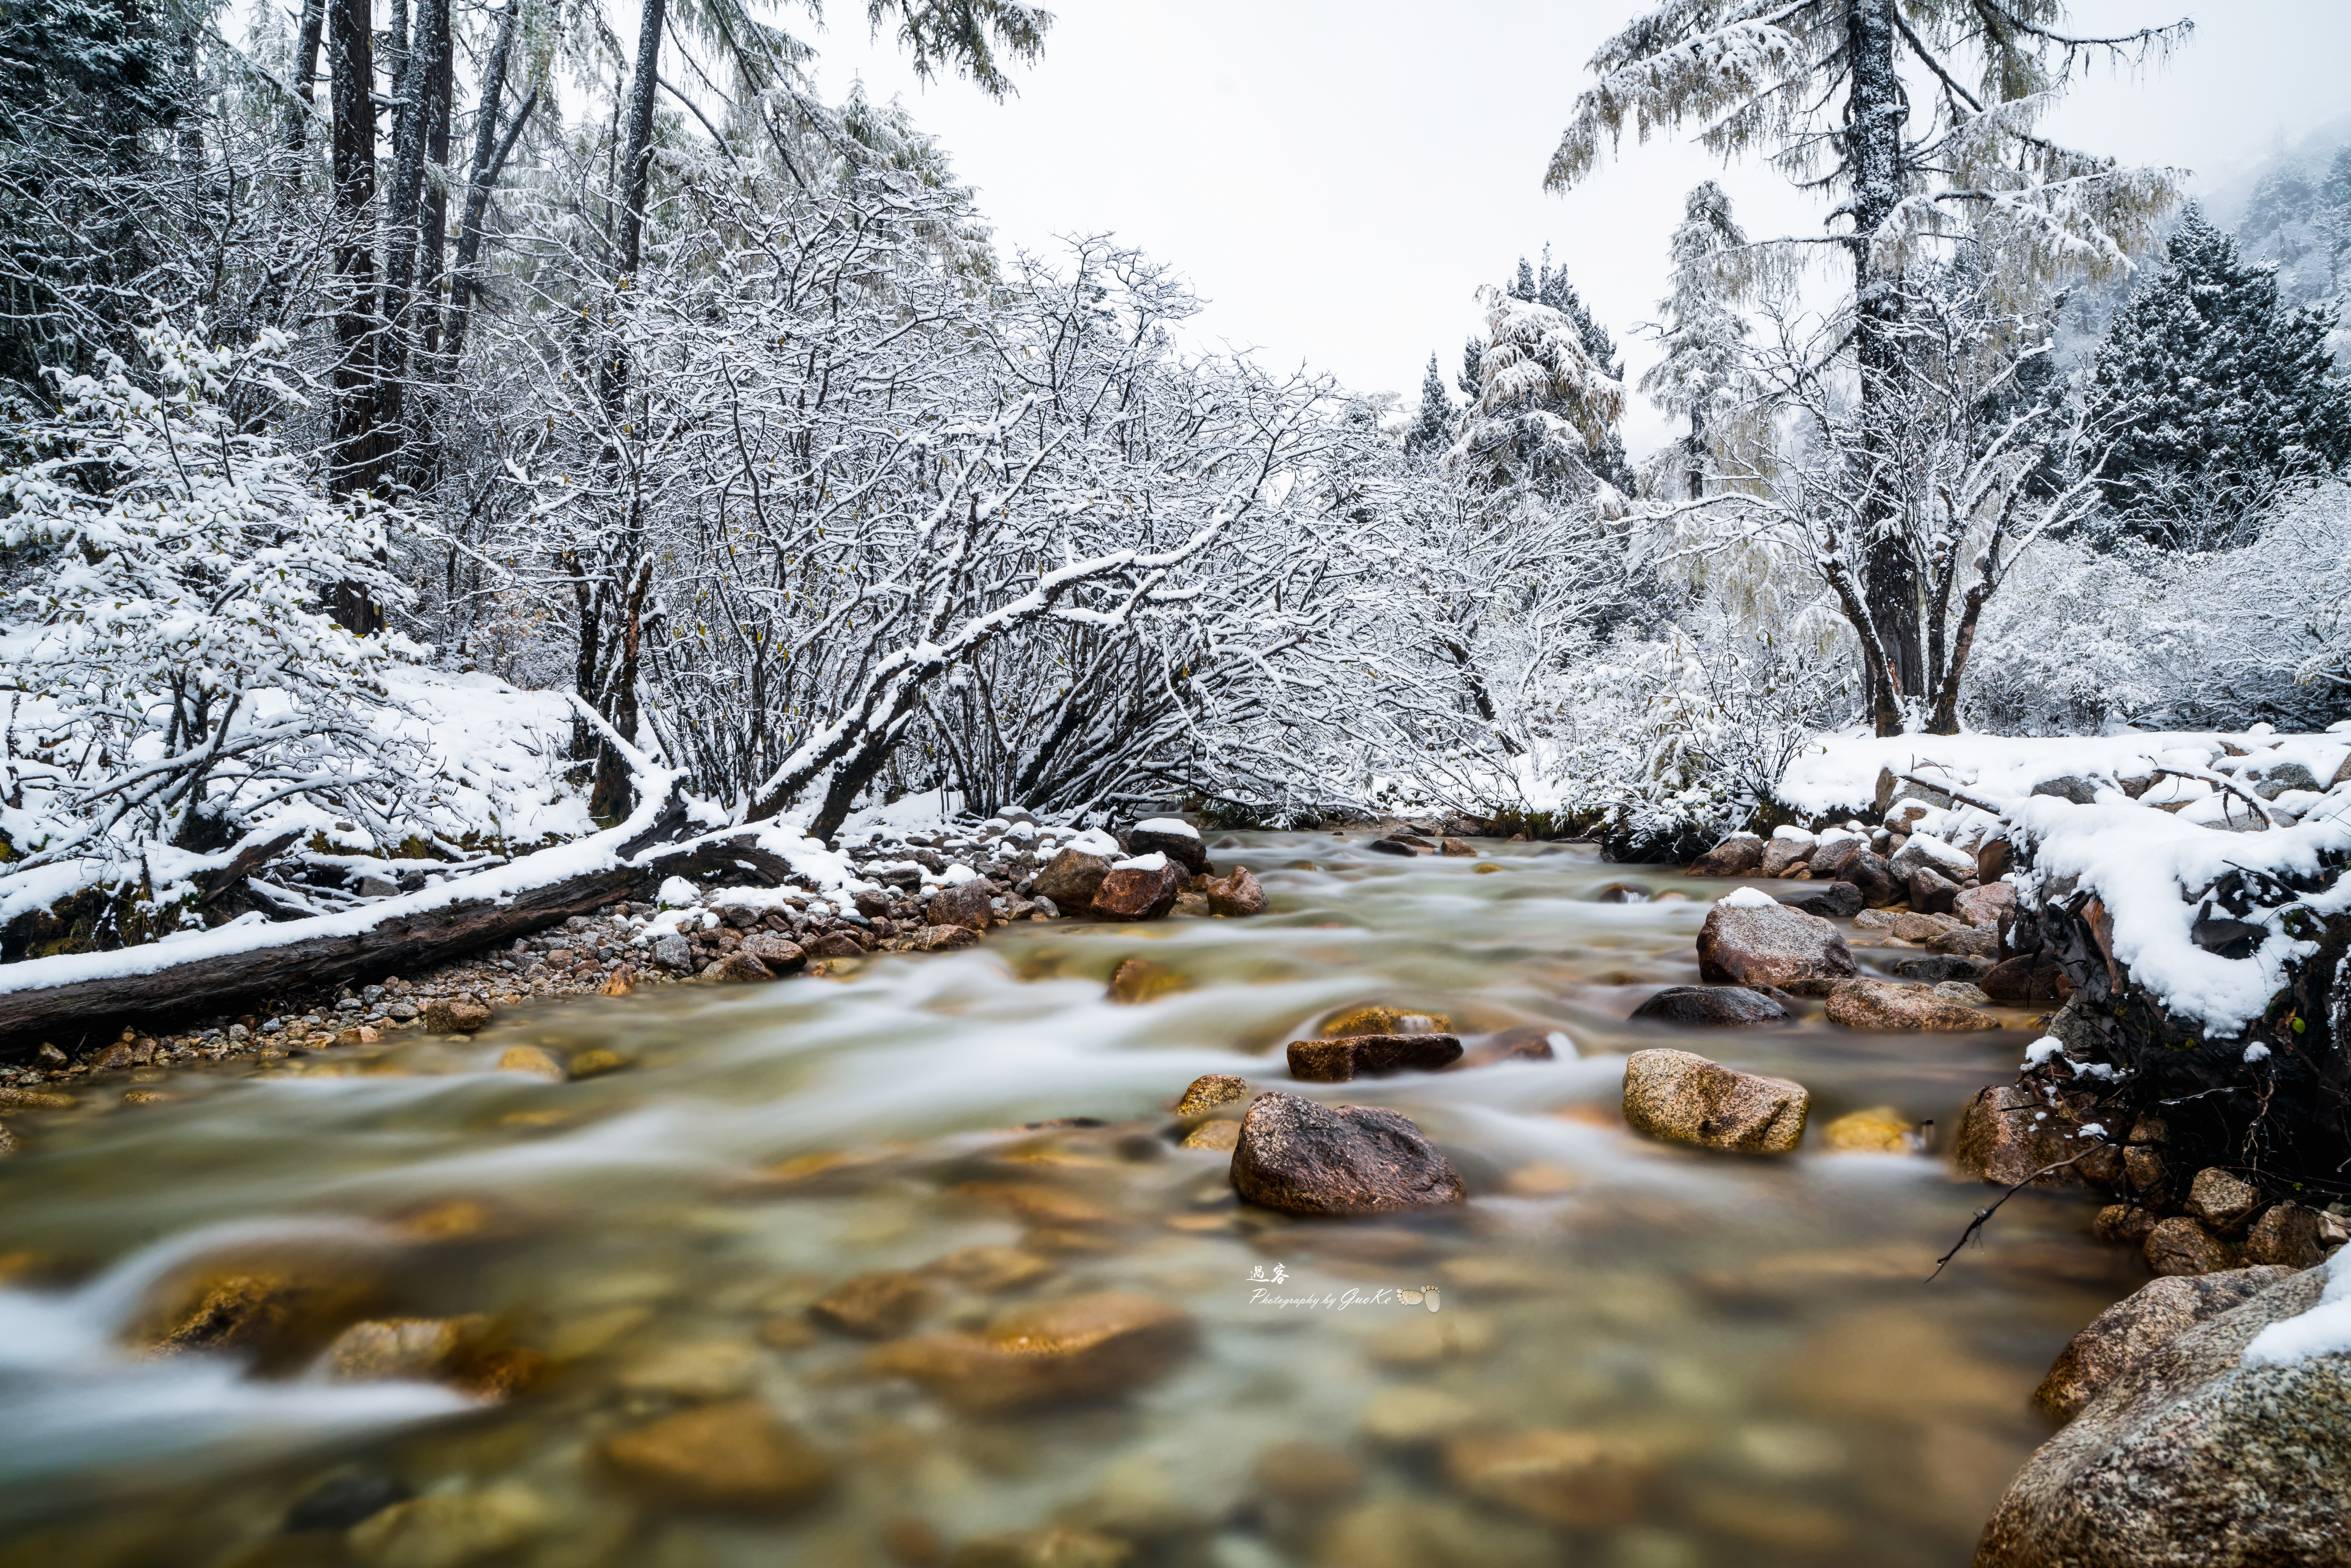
[[0, 323, 417, 873]]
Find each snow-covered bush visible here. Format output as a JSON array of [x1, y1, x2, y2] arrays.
[[0, 323, 416, 871]]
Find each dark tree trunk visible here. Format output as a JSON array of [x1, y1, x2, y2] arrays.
[[600, 0, 667, 414], [327, 0, 387, 503], [1844, 0, 1919, 736], [380, 0, 450, 469], [287, 0, 325, 149], [443, 0, 532, 370], [588, 562, 654, 824]]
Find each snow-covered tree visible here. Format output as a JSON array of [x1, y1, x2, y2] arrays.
[[1450, 285, 1626, 504], [1544, 0, 2186, 734], [1641, 181, 1750, 501], [1405, 352, 1453, 458], [2084, 206, 2351, 547], [0, 324, 415, 866]]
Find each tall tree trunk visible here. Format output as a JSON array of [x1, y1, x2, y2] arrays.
[[327, 0, 388, 511], [600, 0, 667, 414], [444, 2, 531, 368], [380, 0, 450, 479], [1845, 0, 1918, 736], [287, 0, 325, 149], [1686, 409, 1704, 502]]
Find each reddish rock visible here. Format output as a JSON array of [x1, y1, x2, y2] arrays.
[[706, 950, 775, 982], [600, 1400, 834, 1512], [1032, 848, 1114, 910], [1810, 836, 1867, 879], [1758, 835, 1817, 877], [864, 1292, 1195, 1413], [1440, 837, 1477, 857], [1696, 900, 1857, 997], [1954, 881, 2016, 930], [742, 933, 805, 973], [914, 924, 979, 952], [1953, 1085, 2103, 1188], [1205, 866, 1267, 917], [2242, 1202, 2324, 1268], [812, 931, 867, 959], [1091, 860, 1182, 921], [1453, 1027, 1562, 1068], [1230, 1092, 1466, 1216], [422, 997, 492, 1034], [809, 1271, 933, 1339], [1687, 835, 1764, 877], [1907, 866, 1961, 914], [1286, 1033, 1464, 1082], [1823, 978, 1998, 1032], [1977, 837, 2014, 881]]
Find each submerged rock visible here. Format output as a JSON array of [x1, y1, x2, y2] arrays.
[[1620, 1048, 1808, 1154], [1229, 1092, 1466, 1215], [808, 1270, 933, 1339], [599, 1400, 835, 1512], [2033, 1267, 2297, 1423], [1105, 956, 1188, 1005], [1628, 985, 1792, 1028], [1820, 1107, 1917, 1153], [2144, 1216, 2233, 1277], [1823, 978, 1998, 1032], [1286, 1033, 1463, 1082], [1976, 1264, 2351, 1568], [1696, 900, 1857, 997], [1772, 880, 1864, 919], [495, 1045, 567, 1081], [1317, 1004, 1453, 1036], [1441, 1428, 1657, 1529], [863, 1291, 1195, 1413], [1453, 1026, 1561, 1068], [421, 997, 492, 1034], [347, 1486, 549, 1568], [141, 1268, 383, 1373], [1953, 1085, 2104, 1188]]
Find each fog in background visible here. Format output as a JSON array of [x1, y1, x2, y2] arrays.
[[800, 0, 2351, 457]]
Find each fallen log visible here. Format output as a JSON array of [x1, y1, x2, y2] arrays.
[[0, 780, 827, 1058]]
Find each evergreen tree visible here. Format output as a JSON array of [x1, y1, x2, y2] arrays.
[[1544, 0, 2185, 735], [1641, 182, 1749, 501], [1510, 256, 1537, 302], [2084, 206, 2351, 546], [1458, 335, 1483, 403], [1533, 248, 1634, 493], [1406, 352, 1453, 458]]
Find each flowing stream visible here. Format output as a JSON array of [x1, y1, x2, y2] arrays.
[[0, 836, 2131, 1568]]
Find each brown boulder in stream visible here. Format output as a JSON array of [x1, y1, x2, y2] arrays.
[[1034, 848, 1113, 910], [1620, 1048, 1808, 1154], [1090, 859, 1182, 921], [1686, 835, 1763, 877], [1287, 1033, 1463, 1082], [1823, 978, 1999, 1032], [927, 881, 995, 931], [2033, 1267, 2296, 1423], [1229, 1092, 1466, 1216], [1696, 898, 1857, 996], [1628, 986, 1792, 1028], [1205, 866, 1267, 917], [600, 1400, 835, 1512]]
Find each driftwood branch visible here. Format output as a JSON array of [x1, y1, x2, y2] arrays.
[[1926, 1144, 2104, 1281]]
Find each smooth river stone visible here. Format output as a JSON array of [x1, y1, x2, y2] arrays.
[[599, 1400, 834, 1511], [1286, 1033, 1463, 1082], [863, 1291, 1195, 1413], [1620, 1048, 1808, 1155], [1229, 1092, 1466, 1216], [1628, 985, 1792, 1028], [1696, 901, 1857, 996]]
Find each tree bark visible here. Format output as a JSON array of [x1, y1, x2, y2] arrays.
[[1845, 0, 1919, 736], [287, 0, 325, 149], [615, 0, 667, 286], [380, 0, 451, 467], [327, 0, 388, 505], [443, 0, 533, 370]]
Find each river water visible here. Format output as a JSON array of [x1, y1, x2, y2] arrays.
[[0, 836, 2131, 1568]]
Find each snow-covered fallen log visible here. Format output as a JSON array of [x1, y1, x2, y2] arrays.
[[0, 783, 862, 1057]]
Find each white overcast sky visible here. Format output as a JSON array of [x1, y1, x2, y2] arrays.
[[798, 1, 2350, 457]]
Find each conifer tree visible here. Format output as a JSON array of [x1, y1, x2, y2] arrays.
[[1406, 352, 1454, 458], [2084, 206, 2351, 545], [1533, 249, 1634, 493], [1543, 0, 2186, 733], [1642, 182, 1750, 501]]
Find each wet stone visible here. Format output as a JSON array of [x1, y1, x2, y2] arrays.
[[1621, 1048, 1808, 1155], [421, 997, 492, 1034], [1696, 900, 1857, 996], [1105, 956, 1188, 1005], [1822, 978, 1998, 1032], [809, 1270, 933, 1339], [2033, 1267, 2296, 1423], [1179, 1120, 1240, 1151], [1256, 1439, 1365, 1504], [1032, 849, 1113, 910], [1091, 861, 1182, 921], [1286, 1033, 1463, 1082], [600, 1399, 835, 1512], [1453, 1026, 1560, 1068], [1229, 1092, 1466, 1216], [284, 1469, 413, 1533], [496, 1045, 567, 1081], [1441, 1428, 1657, 1530], [347, 1485, 549, 1568], [2184, 1167, 2261, 1233], [1628, 985, 1791, 1028], [1172, 1073, 1249, 1118], [951, 1529, 1131, 1568], [1820, 1107, 1916, 1153], [863, 1291, 1195, 1413], [1205, 865, 1267, 916], [2243, 1202, 2324, 1268], [926, 1246, 1054, 1293]]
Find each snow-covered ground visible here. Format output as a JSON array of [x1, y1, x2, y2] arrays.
[[1780, 724, 2351, 1039]]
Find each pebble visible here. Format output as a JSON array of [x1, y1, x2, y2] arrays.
[[1256, 1440, 1366, 1504], [494, 1045, 567, 1081], [347, 1484, 549, 1568], [1441, 1428, 1657, 1529], [614, 1340, 759, 1398], [863, 1291, 1195, 1413], [926, 1246, 1055, 1293], [1820, 1107, 1917, 1153], [1359, 1385, 1484, 1446], [808, 1270, 933, 1338]]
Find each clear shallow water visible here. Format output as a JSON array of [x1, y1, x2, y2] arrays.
[[0, 837, 2134, 1568]]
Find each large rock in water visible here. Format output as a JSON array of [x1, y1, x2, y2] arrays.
[[1091, 857, 1182, 920], [1127, 817, 1210, 875], [1033, 848, 1113, 910], [1205, 866, 1266, 917], [1687, 834, 1763, 877], [1620, 1048, 1808, 1154], [864, 1292, 1195, 1413], [2033, 1267, 2297, 1422], [1952, 1085, 2107, 1189], [1229, 1092, 1466, 1216], [1696, 897, 1858, 997], [1287, 1034, 1463, 1082], [1823, 978, 2000, 1032], [1627, 986, 1792, 1028], [1974, 1262, 2351, 1568], [1772, 880, 1864, 919]]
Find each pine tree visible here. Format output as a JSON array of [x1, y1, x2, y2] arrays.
[[2084, 206, 2351, 546], [1544, 0, 2185, 734], [1458, 335, 1483, 403], [1534, 249, 1634, 493], [1406, 352, 1454, 458], [1510, 256, 1537, 302], [1641, 183, 1750, 502]]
